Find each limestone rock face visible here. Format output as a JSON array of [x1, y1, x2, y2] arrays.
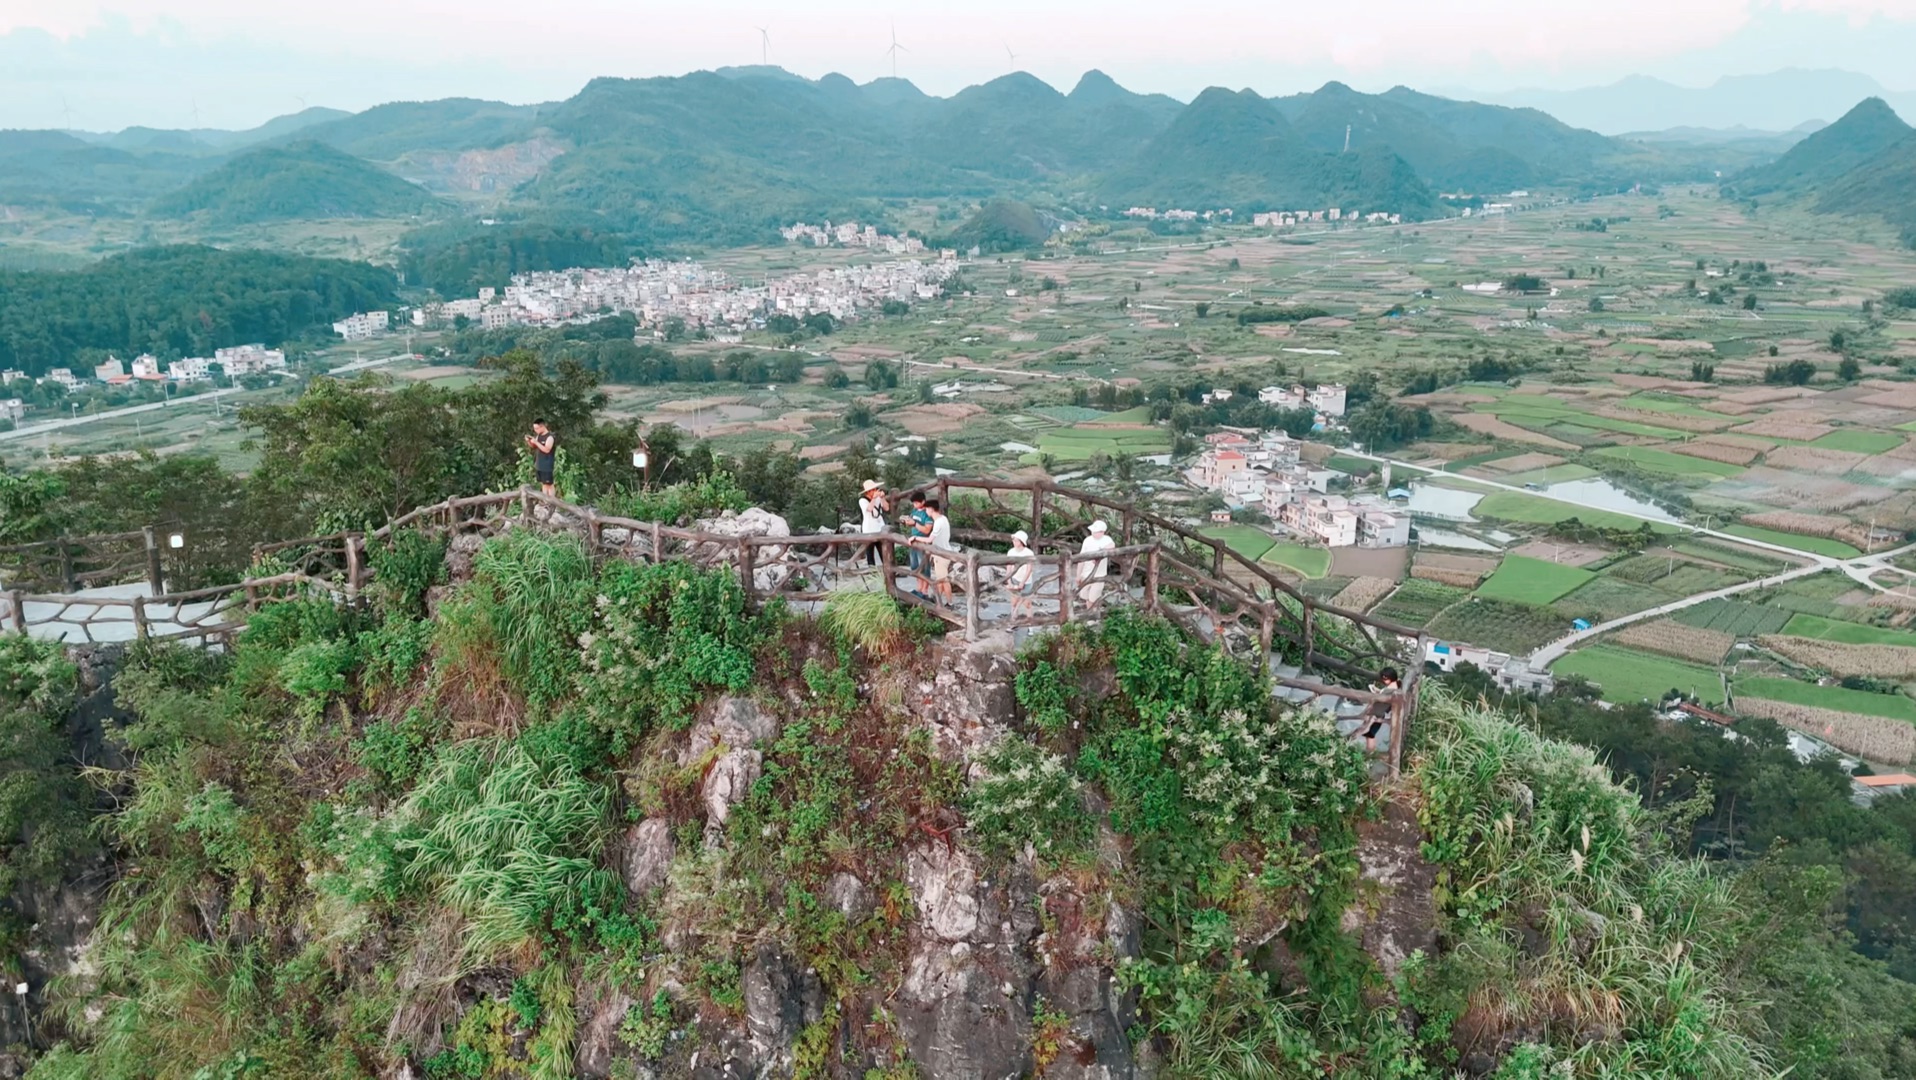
[[573, 989, 634, 1079], [700, 750, 762, 848], [917, 631, 1020, 763], [1340, 797, 1438, 987], [689, 507, 792, 592], [620, 818, 674, 897], [683, 696, 780, 764], [906, 843, 981, 943]]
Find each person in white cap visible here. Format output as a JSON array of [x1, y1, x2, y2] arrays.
[[1077, 520, 1116, 608], [1005, 529, 1037, 617], [856, 479, 889, 567]]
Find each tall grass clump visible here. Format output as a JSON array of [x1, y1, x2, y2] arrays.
[[822, 590, 906, 655], [439, 530, 595, 708], [395, 739, 616, 959], [1403, 688, 1772, 1078]]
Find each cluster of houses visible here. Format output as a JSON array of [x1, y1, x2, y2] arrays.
[[779, 221, 927, 255], [2, 344, 286, 406], [1422, 639, 1555, 695], [1189, 427, 1410, 549], [1121, 207, 1234, 221], [332, 311, 391, 342], [1251, 209, 1402, 227], [392, 255, 962, 341]]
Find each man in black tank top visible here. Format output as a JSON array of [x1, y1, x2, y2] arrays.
[[525, 420, 557, 497]]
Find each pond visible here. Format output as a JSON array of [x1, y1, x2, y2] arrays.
[[1537, 478, 1676, 522], [1403, 484, 1485, 520]]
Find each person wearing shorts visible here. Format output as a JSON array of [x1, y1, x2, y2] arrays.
[[902, 494, 933, 595], [1360, 667, 1401, 753], [916, 499, 955, 606], [857, 479, 889, 567], [525, 420, 556, 497]]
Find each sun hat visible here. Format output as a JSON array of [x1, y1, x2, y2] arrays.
[[861, 479, 882, 492], [1089, 520, 1108, 534], [1011, 530, 1029, 543]]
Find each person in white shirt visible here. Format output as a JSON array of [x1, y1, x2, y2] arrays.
[[911, 499, 957, 606], [1005, 529, 1037, 617], [856, 479, 888, 567], [1077, 519, 1116, 608]]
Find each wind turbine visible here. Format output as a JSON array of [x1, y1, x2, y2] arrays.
[[59, 94, 72, 132], [885, 24, 908, 79], [755, 26, 771, 66], [1004, 41, 1018, 74]]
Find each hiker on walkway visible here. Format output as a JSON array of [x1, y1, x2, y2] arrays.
[[524, 420, 557, 498], [1005, 529, 1037, 617], [910, 499, 956, 607], [901, 493, 933, 596], [857, 480, 889, 567], [1076, 519, 1116, 608], [1360, 667, 1401, 754]]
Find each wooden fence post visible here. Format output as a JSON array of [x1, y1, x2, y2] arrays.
[[650, 522, 662, 564], [1030, 484, 1044, 543], [584, 510, 602, 553], [1300, 603, 1316, 670], [1121, 509, 1135, 546], [132, 596, 149, 641], [738, 539, 756, 612], [1145, 546, 1161, 612], [1058, 551, 1074, 625], [7, 590, 25, 636], [143, 527, 164, 595], [344, 534, 363, 599], [57, 541, 74, 592], [964, 551, 980, 639], [1258, 605, 1275, 667], [1211, 539, 1224, 579]]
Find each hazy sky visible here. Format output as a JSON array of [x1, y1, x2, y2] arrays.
[[3, 0, 1915, 130]]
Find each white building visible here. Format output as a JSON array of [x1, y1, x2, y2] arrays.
[[94, 358, 127, 383], [1359, 509, 1409, 547], [1308, 383, 1348, 417], [130, 354, 164, 380], [0, 369, 24, 387], [332, 311, 390, 341], [169, 357, 212, 382], [0, 399, 24, 423], [481, 306, 513, 331], [43, 368, 82, 391], [1424, 640, 1554, 694], [215, 344, 286, 376]]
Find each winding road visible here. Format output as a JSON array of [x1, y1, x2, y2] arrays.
[[1339, 449, 1916, 666]]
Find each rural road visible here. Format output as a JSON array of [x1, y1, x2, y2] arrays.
[[1339, 449, 1916, 665]]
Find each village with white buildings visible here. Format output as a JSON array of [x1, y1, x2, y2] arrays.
[[395, 252, 960, 339], [1185, 381, 1412, 551], [778, 220, 927, 255]]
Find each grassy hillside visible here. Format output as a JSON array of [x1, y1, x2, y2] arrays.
[[1729, 97, 1912, 197], [149, 140, 445, 224]]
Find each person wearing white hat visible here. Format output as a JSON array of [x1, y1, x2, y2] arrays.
[[1077, 520, 1116, 609], [856, 479, 889, 567], [1005, 529, 1037, 617]]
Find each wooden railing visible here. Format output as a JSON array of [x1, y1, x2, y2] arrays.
[[5, 480, 1425, 772]]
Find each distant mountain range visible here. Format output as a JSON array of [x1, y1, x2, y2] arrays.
[[0, 66, 1900, 251], [1724, 98, 1916, 245], [1456, 68, 1916, 137]]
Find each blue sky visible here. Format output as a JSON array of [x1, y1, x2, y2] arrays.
[[2, 0, 1914, 130]]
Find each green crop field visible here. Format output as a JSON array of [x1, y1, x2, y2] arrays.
[[1779, 613, 1916, 647], [1476, 555, 1597, 604], [1373, 579, 1467, 626], [1261, 542, 1331, 578], [1735, 678, 1916, 722], [1554, 577, 1673, 620], [1672, 598, 1792, 636], [1426, 598, 1570, 653], [1809, 429, 1905, 454], [1593, 446, 1746, 478], [1721, 524, 1861, 558], [1670, 542, 1786, 573], [1553, 646, 1726, 706], [1473, 491, 1676, 532], [1201, 525, 1276, 561]]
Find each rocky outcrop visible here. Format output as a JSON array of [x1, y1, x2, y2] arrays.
[[916, 631, 1020, 764], [683, 696, 780, 764], [700, 751, 761, 849], [620, 818, 674, 897], [1341, 796, 1438, 987], [688, 508, 793, 592], [574, 988, 634, 1079]]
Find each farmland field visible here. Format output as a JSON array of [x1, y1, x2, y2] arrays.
[[1672, 598, 1792, 636], [1808, 430, 1905, 454], [1735, 678, 1916, 722], [1201, 525, 1276, 561], [1475, 555, 1596, 604], [1555, 576, 1673, 619], [1779, 613, 1916, 648], [1554, 645, 1726, 705], [1373, 579, 1467, 626], [1593, 446, 1746, 479], [1473, 491, 1677, 532], [1261, 542, 1332, 578], [1425, 598, 1567, 653], [1721, 524, 1861, 558]]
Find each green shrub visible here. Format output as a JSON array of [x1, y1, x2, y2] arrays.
[[447, 530, 596, 707], [823, 590, 905, 654], [964, 739, 1091, 862], [366, 528, 447, 616]]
